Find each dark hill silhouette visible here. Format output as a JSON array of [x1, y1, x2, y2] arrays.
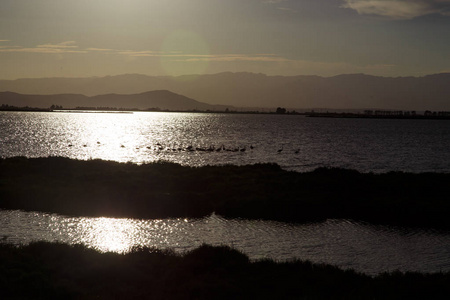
[[1, 72, 449, 110], [89, 90, 228, 111], [0, 90, 230, 111]]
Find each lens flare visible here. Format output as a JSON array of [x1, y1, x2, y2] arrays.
[[160, 30, 210, 77]]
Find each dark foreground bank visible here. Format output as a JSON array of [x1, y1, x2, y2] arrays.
[[1, 242, 449, 300], [1, 157, 450, 229]]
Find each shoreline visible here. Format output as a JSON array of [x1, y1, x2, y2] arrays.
[[307, 112, 450, 120], [3, 107, 450, 120], [1, 156, 450, 230]]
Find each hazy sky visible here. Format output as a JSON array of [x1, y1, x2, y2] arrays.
[[1, 0, 450, 79]]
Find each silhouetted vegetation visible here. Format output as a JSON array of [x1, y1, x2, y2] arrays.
[[276, 107, 286, 114], [49, 104, 63, 110], [308, 110, 450, 120], [0, 104, 51, 112], [1, 157, 450, 229], [1, 242, 449, 299]]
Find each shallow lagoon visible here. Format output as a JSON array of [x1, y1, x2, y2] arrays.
[[1, 111, 450, 173]]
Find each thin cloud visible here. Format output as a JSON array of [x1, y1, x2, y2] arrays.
[[342, 0, 450, 19], [0, 41, 397, 76], [263, 0, 297, 12], [0, 42, 291, 62], [118, 50, 161, 57], [277, 7, 297, 12], [179, 54, 291, 62], [0, 40, 10, 42], [0, 41, 86, 54], [116, 51, 290, 62], [0, 47, 86, 54], [85, 48, 116, 52], [0, 46, 20, 49], [37, 41, 78, 49]]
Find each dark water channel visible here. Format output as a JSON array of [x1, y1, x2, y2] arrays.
[[1, 210, 450, 275]]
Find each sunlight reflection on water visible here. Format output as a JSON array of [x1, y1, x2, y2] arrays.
[[75, 217, 139, 253], [1, 111, 450, 172], [1, 210, 450, 275]]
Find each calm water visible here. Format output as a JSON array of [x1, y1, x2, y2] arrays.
[[1, 111, 450, 274], [1, 111, 450, 172], [1, 210, 450, 275]]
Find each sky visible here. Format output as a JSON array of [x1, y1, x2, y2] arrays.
[[1, 0, 450, 79]]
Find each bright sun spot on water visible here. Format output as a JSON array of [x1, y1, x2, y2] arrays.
[[79, 217, 137, 253]]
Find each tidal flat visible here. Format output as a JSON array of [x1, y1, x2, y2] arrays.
[[1, 156, 449, 229], [1, 242, 450, 300]]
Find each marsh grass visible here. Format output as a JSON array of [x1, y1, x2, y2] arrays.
[[1, 157, 450, 229], [1, 242, 449, 299]]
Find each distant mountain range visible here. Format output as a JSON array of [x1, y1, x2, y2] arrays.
[[1, 72, 449, 110], [0, 90, 229, 111]]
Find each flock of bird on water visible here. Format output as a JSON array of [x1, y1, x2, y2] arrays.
[[67, 141, 300, 154]]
